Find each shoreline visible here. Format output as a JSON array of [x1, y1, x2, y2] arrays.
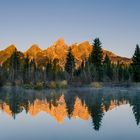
[[0, 82, 140, 91]]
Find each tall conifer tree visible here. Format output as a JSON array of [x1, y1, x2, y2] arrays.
[[132, 44, 140, 82], [9, 49, 20, 85], [89, 38, 103, 81], [65, 47, 75, 80], [103, 54, 113, 81]]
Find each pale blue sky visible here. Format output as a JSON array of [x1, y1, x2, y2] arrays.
[[0, 0, 140, 57]]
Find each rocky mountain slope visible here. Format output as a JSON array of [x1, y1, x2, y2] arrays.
[[0, 39, 131, 67], [0, 45, 17, 65]]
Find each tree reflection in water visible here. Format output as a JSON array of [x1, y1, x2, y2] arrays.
[[0, 87, 140, 131]]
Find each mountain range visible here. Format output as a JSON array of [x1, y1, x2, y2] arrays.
[[0, 39, 131, 67]]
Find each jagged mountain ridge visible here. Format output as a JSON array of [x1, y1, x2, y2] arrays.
[[0, 39, 131, 67]]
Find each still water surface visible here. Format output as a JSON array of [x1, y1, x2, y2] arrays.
[[0, 87, 140, 140]]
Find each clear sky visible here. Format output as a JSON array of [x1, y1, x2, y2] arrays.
[[0, 0, 140, 58]]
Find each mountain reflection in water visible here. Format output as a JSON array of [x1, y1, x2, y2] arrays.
[[0, 87, 140, 131]]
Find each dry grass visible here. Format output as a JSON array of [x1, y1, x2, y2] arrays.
[[47, 80, 68, 89], [90, 82, 104, 88]]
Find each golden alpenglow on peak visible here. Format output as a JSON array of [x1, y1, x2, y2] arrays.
[[25, 44, 42, 59], [27, 44, 42, 52], [5, 44, 17, 53], [53, 38, 65, 46], [0, 44, 17, 64]]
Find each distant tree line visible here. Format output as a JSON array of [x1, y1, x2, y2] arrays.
[[0, 38, 140, 87]]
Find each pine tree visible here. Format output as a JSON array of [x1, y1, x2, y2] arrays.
[[132, 44, 140, 82], [52, 59, 60, 80], [0, 65, 4, 87], [65, 47, 75, 80], [23, 55, 30, 84], [89, 38, 103, 81], [123, 66, 130, 81], [46, 60, 53, 81], [90, 38, 103, 67], [9, 49, 20, 85], [103, 54, 113, 81], [30, 59, 37, 84], [74, 61, 84, 77], [118, 63, 124, 82]]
